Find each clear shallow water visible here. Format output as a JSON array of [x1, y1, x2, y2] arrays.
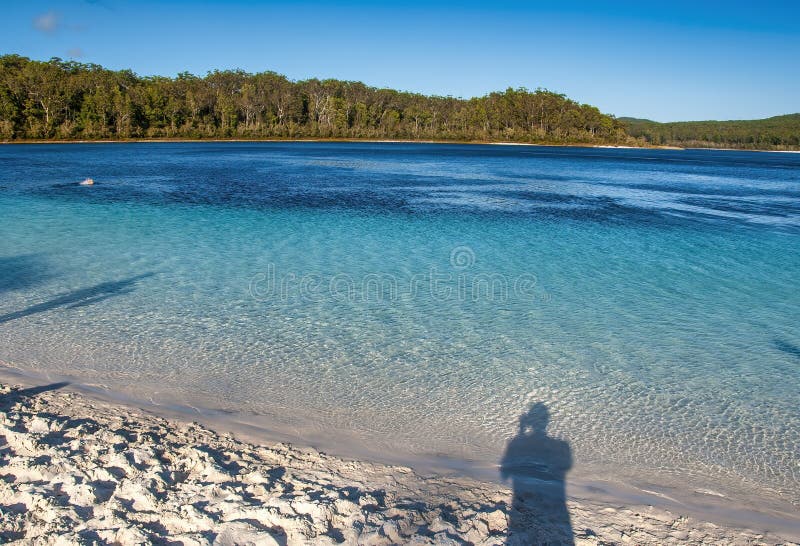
[[1, 143, 799, 516]]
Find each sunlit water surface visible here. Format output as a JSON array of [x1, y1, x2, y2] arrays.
[[1, 143, 799, 520]]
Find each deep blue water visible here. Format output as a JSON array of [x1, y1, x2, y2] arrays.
[[1, 142, 799, 514]]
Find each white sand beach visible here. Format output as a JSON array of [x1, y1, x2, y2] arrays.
[[1, 381, 797, 545]]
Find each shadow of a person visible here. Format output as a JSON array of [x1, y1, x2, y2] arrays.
[[501, 403, 574, 545]]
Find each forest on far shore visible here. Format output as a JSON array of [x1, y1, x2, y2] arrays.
[[621, 115, 800, 150], [1, 55, 798, 150]]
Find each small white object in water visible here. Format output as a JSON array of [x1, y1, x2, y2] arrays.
[[79, 178, 94, 186]]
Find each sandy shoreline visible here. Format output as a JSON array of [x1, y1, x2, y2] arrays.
[[3, 138, 799, 152], [1, 379, 797, 545], [0, 137, 671, 150]]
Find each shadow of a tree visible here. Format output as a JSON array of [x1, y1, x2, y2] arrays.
[[0, 382, 70, 411], [0, 254, 55, 295], [774, 339, 800, 361], [0, 273, 154, 324]]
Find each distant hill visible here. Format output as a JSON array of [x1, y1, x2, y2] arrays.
[[620, 114, 800, 150]]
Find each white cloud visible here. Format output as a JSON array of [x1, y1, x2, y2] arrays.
[[33, 11, 61, 33]]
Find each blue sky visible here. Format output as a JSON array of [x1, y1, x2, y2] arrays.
[[1, 0, 798, 122]]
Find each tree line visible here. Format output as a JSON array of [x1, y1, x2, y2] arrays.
[[3, 55, 797, 150], [621, 115, 800, 150], [0, 54, 628, 144]]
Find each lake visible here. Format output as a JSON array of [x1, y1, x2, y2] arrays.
[[1, 142, 798, 523]]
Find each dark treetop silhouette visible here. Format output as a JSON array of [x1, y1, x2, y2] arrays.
[[501, 403, 574, 545]]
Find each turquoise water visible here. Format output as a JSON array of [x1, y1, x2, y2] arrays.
[[1, 143, 799, 516]]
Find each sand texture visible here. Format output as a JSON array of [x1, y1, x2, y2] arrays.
[[0, 383, 796, 545]]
